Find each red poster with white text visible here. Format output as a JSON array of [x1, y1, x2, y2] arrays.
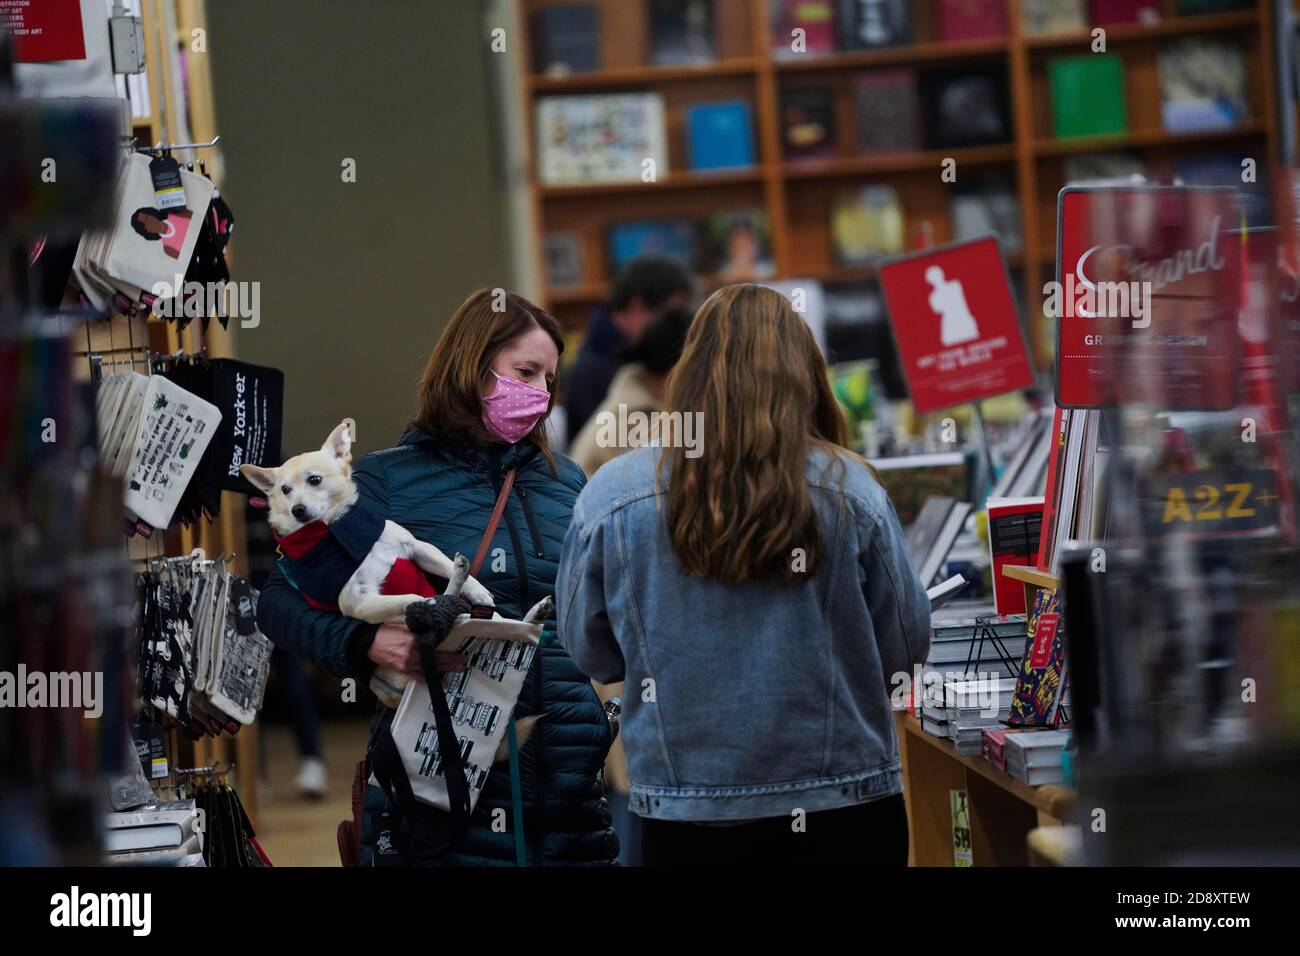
[[1055, 186, 1240, 409], [2, 0, 86, 63], [879, 236, 1033, 414]]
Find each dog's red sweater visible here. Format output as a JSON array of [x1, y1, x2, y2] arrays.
[[274, 520, 436, 611]]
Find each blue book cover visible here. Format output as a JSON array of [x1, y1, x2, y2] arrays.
[[686, 101, 755, 171], [606, 220, 697, 270]]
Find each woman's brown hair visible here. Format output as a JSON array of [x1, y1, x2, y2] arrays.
[[659, 283, 852, 585], [411, 288, 565, 465]]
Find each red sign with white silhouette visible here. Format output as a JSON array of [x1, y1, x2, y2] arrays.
[[879, 236, 1033, 413], [3, 0, 86, 63]]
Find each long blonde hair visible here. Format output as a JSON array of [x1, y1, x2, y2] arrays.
[[658, 284, 852, 584]]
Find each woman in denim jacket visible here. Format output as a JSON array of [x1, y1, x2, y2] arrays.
[[556, 283, 931, 866]]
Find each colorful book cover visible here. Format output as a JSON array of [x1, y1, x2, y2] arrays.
[[935, 0, 1008, 42], [854, 70, 922, 155], [1089, 0, 1160, 25], [830, 185, 904, 266], [606, 219, 697, 271], [771, 0, 837, 58], [1008, 587, 1069, 726], [781, 88, 836, 160], [1158, 38, 1248, 134], [836, 0, 913, 50], [686, 101, 755, 171], [649, 0, 715, 65], [987, 496, 1045, 616], [1021, 0, 1085, 35], [536, 94, 667, 184], [704, 209, 773, 281], [1049, 54, 1127, 139]]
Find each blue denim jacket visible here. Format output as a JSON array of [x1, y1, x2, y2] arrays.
[[556, 445, 931, 822]]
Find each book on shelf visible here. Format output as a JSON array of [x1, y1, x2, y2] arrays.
[[1175, 0, 1252, 13], [543, 232, 585, 289], [853, 70, 922, 155], [1158, 38, 1248, 134], [703, 209, 774, 281], [1063, 151, 1148, 185], [780, 88, 836, 161], [1089, 0, 1161, 25], [1174, 153, 1271, 228], [1039, 408, 1100, 571], [607, 220, 697, 271], [770, 0, 837, 59], [536, 94, 667, 184], [649, 0, 716, 66], [1007, 586, 1070, 727], [686, 100, 755, 171], [990, 408, 1053, 500], [830, 184, 904, 267], [950, 180, 1022, 254], [531, 4, 600, 76], [836, 0, 912, 49], [935, 0, 1009, 42], [1049, 54, 1127, 139], [1036, 407, 1068, 568], [920, 70, 1011, 148], [987, 496, 1045, 616], [1020, 0, 1086, 35]]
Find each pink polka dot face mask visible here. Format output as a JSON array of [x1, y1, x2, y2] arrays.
[[481, 370, 551, 444]]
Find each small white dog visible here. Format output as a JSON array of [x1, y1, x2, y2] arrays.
[[242, 421, 550, 729]]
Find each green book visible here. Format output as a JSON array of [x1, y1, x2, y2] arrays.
[[1048, 54, 1127, 139]]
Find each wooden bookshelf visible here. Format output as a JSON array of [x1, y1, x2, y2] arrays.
[[517, 0, 1282, 372]]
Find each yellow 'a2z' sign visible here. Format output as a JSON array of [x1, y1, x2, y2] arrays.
[[1144, 470, 1280, 536]]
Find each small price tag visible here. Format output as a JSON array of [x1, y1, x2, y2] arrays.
[[149, 155, 187, 210]]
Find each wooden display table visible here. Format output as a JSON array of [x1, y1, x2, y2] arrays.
[[897, 711, 1075, 866]]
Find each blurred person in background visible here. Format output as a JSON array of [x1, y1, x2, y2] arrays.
[[569, 306, 692, 477], [557, 284, 930, 866], [564, 255, 693, 438]]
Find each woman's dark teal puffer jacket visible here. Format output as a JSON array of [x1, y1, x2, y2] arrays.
[[256, 428, 619, 866]]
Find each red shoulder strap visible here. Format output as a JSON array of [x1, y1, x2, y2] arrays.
[[470, 468, 515, 578]]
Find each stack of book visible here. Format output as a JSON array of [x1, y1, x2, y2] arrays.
[[929, 677, 1018, 756], [915, 608, 1027, 731], [1003, 728, 1072, 785], [104, 799, 204, 866]]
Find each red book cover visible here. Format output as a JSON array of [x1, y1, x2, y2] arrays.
[[1036, 408, 1068, 570], [1089, 0, 1160, 26], [772, 1, 836, 56], [935, 0, 1008, 43], [988, 496, 1045, 616]]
